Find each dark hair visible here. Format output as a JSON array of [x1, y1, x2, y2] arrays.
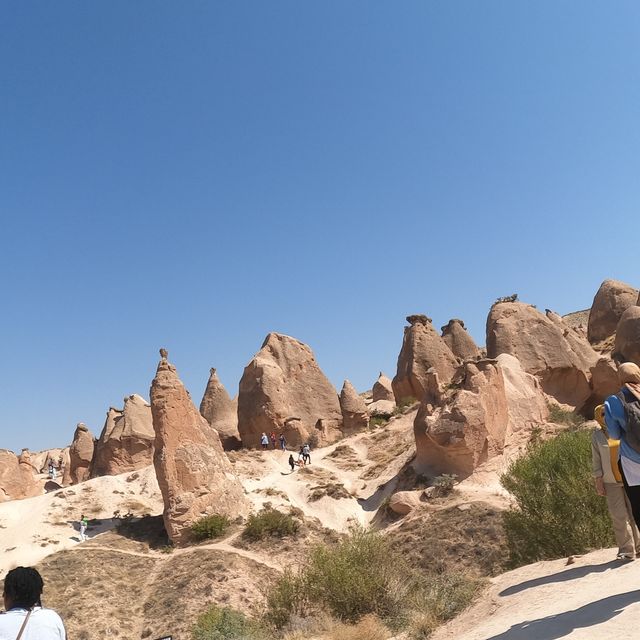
[[3, 567, 44, 609], [613, 352, 627, 366]]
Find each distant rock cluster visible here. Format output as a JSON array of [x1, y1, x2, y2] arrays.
[[3, 277, 640, 545]]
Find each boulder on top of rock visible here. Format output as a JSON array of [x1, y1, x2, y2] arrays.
[[91, 395, 154, 477], [615, 306, 640, 367], [237, 333, 343, 448], [372, 372, 395, 403], [0, 449, 40, 502], [199, 368, 241, 451], [339, 380, 369, 433], [441, 319, 481, 361], [151, 349, 248, 544], [588, 279, 639, 345], [414, 359, 510, 478], [392, 315, 458, 403], [65, 423, 95, 485], [486, 301, 598, 408]]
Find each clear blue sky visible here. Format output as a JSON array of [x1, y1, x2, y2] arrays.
[[2, 2, 639, 453]]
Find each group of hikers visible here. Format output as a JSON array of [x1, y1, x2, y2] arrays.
[[259, 431, 312, 472], [592, 359, 640, 561], [44, 456, 64, 481]]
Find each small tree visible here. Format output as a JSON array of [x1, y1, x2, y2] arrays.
[[501, 429, 614, 566]]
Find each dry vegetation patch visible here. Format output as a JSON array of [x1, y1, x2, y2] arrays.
[[387, 501, 508, 577], [38, 548, 156, 640]]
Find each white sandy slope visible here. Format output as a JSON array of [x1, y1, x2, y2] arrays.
[[0, 465, 162, 579], [431, 548, 640, 640]]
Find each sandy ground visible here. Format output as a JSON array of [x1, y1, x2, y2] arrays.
[[432, 548, 640, 640], [0, 465, 162, 578]]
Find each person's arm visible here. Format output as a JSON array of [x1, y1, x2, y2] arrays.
[[591, 432, 606, 496], [605, 394, 625, 440]]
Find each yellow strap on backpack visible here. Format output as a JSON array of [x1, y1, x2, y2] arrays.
[[608, 439, 623, 483]]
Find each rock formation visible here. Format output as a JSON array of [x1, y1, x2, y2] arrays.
[[372, 372, 395, 402], [441, 319, 481, 361], [389, 490, 422, 515], [65, 423, 95, 485], [91, 395, 154, 477], [414, 354, 550, 477], [29, 447, 70, 478], [339, 380, 369, 433], [588, 279, 639, 344], [199, 368, 241, 450], [414, 359, 510, 477], [615, 305, 640, 367], [150, 349, 248, 544], [392, 315, 458, 403], [237, 333, 343, 448], [0, 450, 40, 502], [486, 301, 598, 408]]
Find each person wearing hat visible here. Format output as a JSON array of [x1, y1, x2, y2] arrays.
[[592, 404, 640, 560], [605, 362, 640, 530]]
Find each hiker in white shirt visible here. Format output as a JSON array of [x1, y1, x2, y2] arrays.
[[0, 566, 66, 639]]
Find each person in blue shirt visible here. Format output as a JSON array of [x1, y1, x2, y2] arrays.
[[605, 362, 640, 530]]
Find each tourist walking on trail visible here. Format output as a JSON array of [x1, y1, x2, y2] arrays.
[[298, 447, 305, 466], [270, 432, 277, 449], [0, 566, 66, 639], [592, 404, 640, 560], [605, 362, 640, 530], [260, 433, 269, 450], [288, 454, 296, 472], [302, 443, 311, 465], [279, 433, 287, 451], [79, 514, 88, 542]]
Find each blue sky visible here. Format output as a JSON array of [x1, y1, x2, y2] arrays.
[[1, 2, 639, 453]]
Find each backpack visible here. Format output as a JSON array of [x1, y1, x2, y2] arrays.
[[617, 391, 640, 454]]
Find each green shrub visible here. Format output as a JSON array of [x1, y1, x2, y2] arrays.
[[192, 605, 265, 640], [548, 403, 585, 428], [264, 527, 480, 633], [501, 429, 614, 567], [243, 507, 300, 542], [191, 514, 231, 541], [369, 416, 389, 428]]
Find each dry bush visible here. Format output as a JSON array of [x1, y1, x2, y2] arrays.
[[308, 482, 351, 502], [387, 502, 507, 577], [319, 614, 391, 640]]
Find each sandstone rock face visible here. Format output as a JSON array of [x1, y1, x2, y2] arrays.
[[151, 351, 248, 544], [588, 279, 639, 344], [237, 333, 343, 448], [615, 306, 640, 367], [92, 395, 154, 477], [199, 368, 241, 451], [0, 450, 40, 502], [589, 357, 621, 407], [30, 448, 70, 477], [414, 353, 550, 477], [339, 380, 369, 433], [486, 302, 598, 407], [372, 372, 395, 402], [414, 359, 510, 477], [392, 315, 458, 403], [389, 490, 422, 515], [441, 319, 481, 361], [65, 423, 95, 485], [496, 354, 549, 460]]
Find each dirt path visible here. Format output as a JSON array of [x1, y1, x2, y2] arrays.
[[73, 530, 283, 572], [432, 548, 640, 640]]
